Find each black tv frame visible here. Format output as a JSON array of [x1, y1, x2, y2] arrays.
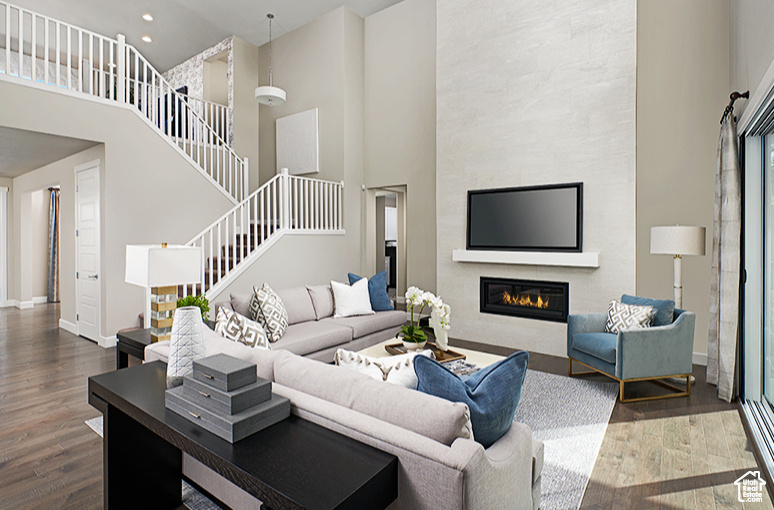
[[466, 182, 583, 253]]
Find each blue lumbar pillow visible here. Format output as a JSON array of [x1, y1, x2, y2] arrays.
[[620, 294, 675, 327], [348, 271, 393, 311], [414, 351, 529, 448]]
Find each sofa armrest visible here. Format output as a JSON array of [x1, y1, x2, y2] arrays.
[[617, 311, 695, 380], [567, 313, 607, 355], [454, 422, 536, 510]]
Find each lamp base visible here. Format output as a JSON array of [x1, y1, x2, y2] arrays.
[[150, 286, 177, 343]]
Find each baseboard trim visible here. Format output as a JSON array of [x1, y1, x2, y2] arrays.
[[16, 300, 33, 310], [693, 352, 708, 366], [99, 335, 117, 349], [59, 319, 77, 335], [32, 296, 48, 304]]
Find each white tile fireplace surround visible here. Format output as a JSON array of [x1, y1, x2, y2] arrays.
[[435, 0, 637, 358]]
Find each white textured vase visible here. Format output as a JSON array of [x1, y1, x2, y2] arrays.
[[167, 306, 205, 388]]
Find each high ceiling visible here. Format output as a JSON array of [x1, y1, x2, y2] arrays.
[[10, 0, 402, 72], [0, 127, 98, 178]]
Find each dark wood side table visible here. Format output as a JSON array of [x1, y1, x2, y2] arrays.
[[116, 328, 151, 369], [89, 362, 398, 510]]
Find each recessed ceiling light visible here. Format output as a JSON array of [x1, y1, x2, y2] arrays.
[[141, 35, 152, 43], [142, 13, 153, 22]]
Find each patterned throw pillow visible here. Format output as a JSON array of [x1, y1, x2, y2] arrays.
[[214, 308, 271, 349], [251, 283, 288, 343], [604, 300, 654, 333]]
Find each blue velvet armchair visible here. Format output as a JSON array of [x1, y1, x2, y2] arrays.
[[567, 308, 695, 402]]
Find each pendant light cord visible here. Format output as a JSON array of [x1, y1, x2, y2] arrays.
[[268, 14, 274, 87]]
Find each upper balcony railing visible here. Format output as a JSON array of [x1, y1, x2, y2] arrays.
[[0, 1, 246, 202]]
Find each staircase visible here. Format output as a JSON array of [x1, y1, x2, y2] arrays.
[[180, 169, 344, 299], [0, 1, 247, 203], [1, 2, 346, 300]]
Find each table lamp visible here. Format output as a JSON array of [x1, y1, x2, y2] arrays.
[[650, 226, 706, 309], [126, 244, 202, 342]]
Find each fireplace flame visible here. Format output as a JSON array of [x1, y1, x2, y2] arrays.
[[502, 290, 549, 309]]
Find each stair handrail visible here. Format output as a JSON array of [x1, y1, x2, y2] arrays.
[[0, 1, 248, 202], [185, 173, 282, 247]]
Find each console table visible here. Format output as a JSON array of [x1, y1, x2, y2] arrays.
[[88, 362, 398, 510]]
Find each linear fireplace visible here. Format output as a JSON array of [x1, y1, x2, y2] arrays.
[[480, 277, 569, 323]]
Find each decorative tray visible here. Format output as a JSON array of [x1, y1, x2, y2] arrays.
[[385, 342, 466, 364]]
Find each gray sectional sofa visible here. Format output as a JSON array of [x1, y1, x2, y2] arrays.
[[219, 285, 408, 362], [145, 329, 543, 510], [144, 283, 543, 509]]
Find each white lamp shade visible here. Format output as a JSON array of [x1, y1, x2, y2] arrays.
[[650, 226, 706, 256], [125, 245, 202, 287], [255, 85, 286, 106]]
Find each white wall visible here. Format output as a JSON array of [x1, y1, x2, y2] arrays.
[[636, 0, 730, 361], [364, 0, 436, 293], [731, 0, 774, 118], [1, 78, 234, 339], [436, 0, 637, 356], [30, 188, 49, 299]]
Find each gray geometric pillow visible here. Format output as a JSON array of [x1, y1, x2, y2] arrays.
[[214, 308, 270, 349], [604, 300, 654, 334], [252, 283, 288, 343]]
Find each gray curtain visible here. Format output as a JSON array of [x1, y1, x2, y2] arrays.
[[47, 188, 60, 303], [707, 115, 742, 402]]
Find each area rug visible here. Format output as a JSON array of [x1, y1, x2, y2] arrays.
[[85, 416, 222, 510], [514, 369, 618, 510]]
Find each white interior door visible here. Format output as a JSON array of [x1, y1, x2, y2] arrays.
[[0, 187, 7, 305], [75, 162, 101, 342]]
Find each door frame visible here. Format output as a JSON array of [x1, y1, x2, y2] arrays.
[[365, 185, 407, 303], [0, 186, 7, 306], [74, 159, 102, 344]]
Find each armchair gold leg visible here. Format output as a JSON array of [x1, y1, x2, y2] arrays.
[[620, 380, 625, 401]]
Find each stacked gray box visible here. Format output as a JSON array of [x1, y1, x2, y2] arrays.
[[165, 353, 290, 443]]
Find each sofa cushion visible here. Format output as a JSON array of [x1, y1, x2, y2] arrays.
[[274, 286, 317, 325], [271, 321, 353, 356], [414, 351, 529, 448], [229, 294, 252, 318], [348, 271, 394, 311], [322, 310, 406, 339], [331, 279, 374, 318], [306, 285, 334, 320], [273, 351, 473, 445], [572, 332, 618, 365], [621, 294, 675, 327]]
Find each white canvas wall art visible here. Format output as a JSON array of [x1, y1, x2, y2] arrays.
[[276, 108, 319, 175]]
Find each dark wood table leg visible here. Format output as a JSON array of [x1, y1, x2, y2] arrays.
[[104, 405, 182, 509], [116, 346, 128, 370]]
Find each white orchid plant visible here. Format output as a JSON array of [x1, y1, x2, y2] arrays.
[[402, 287, 451, 345]]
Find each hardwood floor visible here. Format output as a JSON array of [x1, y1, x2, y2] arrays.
[[456, 337, 774, 509], [0, 304, 113, 509], [1, 305, 770, 509]]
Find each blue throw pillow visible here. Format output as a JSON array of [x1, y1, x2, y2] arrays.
[[348, 272, 394, 311], [414, 351, 529, 448], [620, 294, 675, 327]]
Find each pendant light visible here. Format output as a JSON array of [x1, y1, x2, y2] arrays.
[[255, 13, 286, 107]]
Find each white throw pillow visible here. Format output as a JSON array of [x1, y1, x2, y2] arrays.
[[604, 299, 654, 333], [334, 349, 433, 389], [331, 279, 374, 318]]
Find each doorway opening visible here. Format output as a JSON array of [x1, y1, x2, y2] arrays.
[[368, 186, 407, 304]]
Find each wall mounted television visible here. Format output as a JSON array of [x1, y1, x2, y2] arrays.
[[466, 183, 583, 252]]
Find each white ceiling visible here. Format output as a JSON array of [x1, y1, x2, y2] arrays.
[[0, 127, 98, 178], [10, 0, 403, 72]]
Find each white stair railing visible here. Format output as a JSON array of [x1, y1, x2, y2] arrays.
[[0, 1, 247, 203], [181, 170, 345, 299], [177, 91, 232, 145]]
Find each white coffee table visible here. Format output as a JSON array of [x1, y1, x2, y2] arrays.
[[359, 339, 505, 369]]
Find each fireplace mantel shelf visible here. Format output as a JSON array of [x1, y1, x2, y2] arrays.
[[452, 249, 599, 268]]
